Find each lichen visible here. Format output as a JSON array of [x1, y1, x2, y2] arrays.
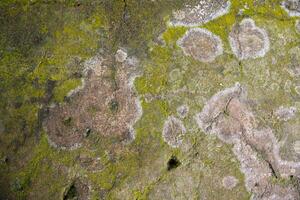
[[162, 116, 186, 148], [170, 0, 231, 27], [1, 0, 300, 199], [229, 18, 270, 60], [177, 28, 224, 62], [195, 83, 300, 199]]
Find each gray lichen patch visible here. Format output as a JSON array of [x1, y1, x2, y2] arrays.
[[44, 55, 142, 149], [195, 83, 253, 141], [177, 28, 223, 63], [115, 49, 128, 63], [229, 18, 270, 60], [177, 105, 189, 118], [281, 0, 300, 17], [222, 176, 238, 190], [170, 0, 231, 27], [274, 106, 297, 121], [162, 116, 186, 148], [195, 84, 300, 199]]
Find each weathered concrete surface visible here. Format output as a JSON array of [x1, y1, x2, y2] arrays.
[[195, 84, 300, 199], [1, 0, 300, 199]]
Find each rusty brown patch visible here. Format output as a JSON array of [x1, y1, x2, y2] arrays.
[[44, 56, 141, 149]]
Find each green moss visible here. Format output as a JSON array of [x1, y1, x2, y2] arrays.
[[10, 133, 80, 198], [135, 46, 173, 95], [1, 0, 300, 199], [53, 78, 82, 102], [162, 26, 187, 47], [0, 3, 107, 174]]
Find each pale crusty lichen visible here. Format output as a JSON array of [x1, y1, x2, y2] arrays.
[[195, 83, 300, 199], [281, 0, 300, 17], [177, 28, 223, 62], [296, 20, 300, 34], [170, 0, 231, 27], [229, 18, 270, 60], [162, 116, 186, 148], [115, 49, 128, 63], [222, 176, 238, 190], [274, 106, 297, 121]]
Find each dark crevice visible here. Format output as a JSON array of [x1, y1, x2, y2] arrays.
[[242, 136, 279, 179], [266, 160, 278, 179], [63, 184, 78, 200], [224, 96, 235, 116], [167, 156, 181, 171]]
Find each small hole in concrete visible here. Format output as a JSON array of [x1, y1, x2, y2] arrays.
[[167, 155, 181, 171], [63, 184, 78, 200]]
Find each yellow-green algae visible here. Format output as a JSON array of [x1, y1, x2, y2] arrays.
[[1, 0, 300, 199]]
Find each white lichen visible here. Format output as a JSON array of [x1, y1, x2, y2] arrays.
[[177, 105, 189, 118], [274, 106, 297, 121], [177, 28, 223, 62], [115, 49, 128, 63], [281, 0, 300, 17], [170, 0, 231, 27], [162, 116, 186, 148], [229, 18, 270, 60], [222, 176, 238, 189]]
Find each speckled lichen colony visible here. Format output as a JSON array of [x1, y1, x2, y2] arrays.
[[1, 0, 300, 199]]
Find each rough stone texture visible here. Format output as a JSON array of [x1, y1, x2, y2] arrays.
[[170, 0, 231, 26], [178, 28, 223, 62], [44, 56, 142, 149], [2, 1, 300, 199], [229, 18, 270, 60], [195, 83, 300, 199], [162, 116, 186, 148]]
